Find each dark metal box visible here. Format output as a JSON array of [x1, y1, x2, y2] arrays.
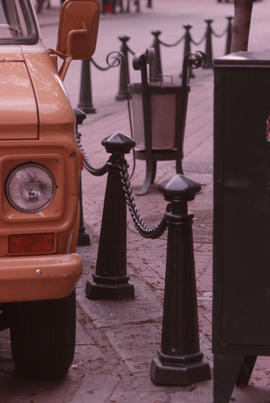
[[213, 51, 270, 403]]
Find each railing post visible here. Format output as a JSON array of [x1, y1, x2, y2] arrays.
[[135, 0, 140, 12], [147, 0, 152, 8], [36, 0, 44, 13], [101, 0, 107, 14], [126, 0, 130, 12], [204, 19, 214, 68], [150, 30, 162, 81], [78, 60, 96, 114], [115, 35, 131, 101], [150, 174, 211, 385], [119, 0, 124, 12], [85, 133, 135, 300], [225, 16, 233, 55], [180, 24, 194, 78], [112, 0, 116, 14]]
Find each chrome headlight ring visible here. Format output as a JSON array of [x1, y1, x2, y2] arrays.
[[5, 163, 56, 213]]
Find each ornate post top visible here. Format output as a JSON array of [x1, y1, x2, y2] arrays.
[[102, 133, 135, 154], [159, 174, 201, 202]]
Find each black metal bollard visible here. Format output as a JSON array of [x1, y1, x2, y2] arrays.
[[180, 25, 194, 78], [36, 0, 44, 13], [150, 174, 211, 386], [78, 59, 96, 114], [203, 19, 214, 68], [85, 133, 135, 300], [147, 0, 152, 8], [119, 0, 124, 12], [126, 0, 130, 12], [102, 0, 116, 14], [112, 0, 116, 14], [225, 16, 233, 55], [179, 25, 195, 78], [115, 35, 131, 101], [135, 0, 140, 12], [101, 0, 106, 14], [74, 108, 91, 247], [150, 31, 163, 81], [182, 25, 192, 58]]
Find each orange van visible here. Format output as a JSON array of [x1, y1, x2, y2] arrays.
[[0, 0, 100, 379]]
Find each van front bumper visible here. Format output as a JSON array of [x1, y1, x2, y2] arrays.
[[0, 253, 82, 303]]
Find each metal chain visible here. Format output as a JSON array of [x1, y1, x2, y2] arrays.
[[127, 46, 135, 56], [191, 33, 206, 46], [91, 50, 123, 72], [212, 27, 227, 38], [76, 134, 108, 177], [159, 34, 185, 48], [90, 58, 111, 72], [119, 159, 168, 239]]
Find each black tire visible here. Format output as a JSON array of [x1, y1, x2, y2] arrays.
[[9, 291, 76, 380]]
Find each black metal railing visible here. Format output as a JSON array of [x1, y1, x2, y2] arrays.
[[78, 50, 128, 114], [150, 16, 232, 79], [77, 16, 233, 114]]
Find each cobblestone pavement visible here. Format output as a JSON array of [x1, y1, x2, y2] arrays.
[[1, 0, 270, 402]]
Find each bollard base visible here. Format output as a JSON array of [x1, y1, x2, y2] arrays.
[[180, 69, 195, 79], [115, 93, 131, 101], [85, 279, 135, 300], [77, 231, 90, 247], [77, 104, 96, 114], [202, 64, 212, 69], [150, 352, 211, 386]]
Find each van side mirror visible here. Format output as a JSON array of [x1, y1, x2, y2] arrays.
[[49, 0, 100, 81]]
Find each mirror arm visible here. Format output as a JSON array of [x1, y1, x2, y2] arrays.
[[49, 23, 88, 81], [48, 48, 70, 80], [58, 56, 72, 81]]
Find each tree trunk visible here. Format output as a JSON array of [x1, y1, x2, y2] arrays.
[[231, 0, 253, 52]]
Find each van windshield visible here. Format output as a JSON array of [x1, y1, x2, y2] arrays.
[[0, 0, 38, 44]]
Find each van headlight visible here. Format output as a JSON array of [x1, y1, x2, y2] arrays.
[[5, 163, 56, 213]]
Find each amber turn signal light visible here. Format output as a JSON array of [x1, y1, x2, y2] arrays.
[[8, 233, 54, 254]]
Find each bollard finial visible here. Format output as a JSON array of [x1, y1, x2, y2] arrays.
[[102, 133, 135, 154], [74, 107, 87, 127], [151, 30, 161, 37], [159, 174, 201, 201], [118, 34, 130, 42]]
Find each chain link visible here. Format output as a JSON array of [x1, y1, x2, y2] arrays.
[[159, 34, 185, 48], [76, 134, 108, 177], [212, 27, 227, 38], [191, 33, 206, 46], [91, 58, 111, 71], [76, 133, 168, 237], [119, 159, 168, 239]]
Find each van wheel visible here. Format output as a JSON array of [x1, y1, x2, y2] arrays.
[[10, 291, 76, 380]]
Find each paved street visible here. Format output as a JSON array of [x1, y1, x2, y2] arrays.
[[1, 0, 270, 402]]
